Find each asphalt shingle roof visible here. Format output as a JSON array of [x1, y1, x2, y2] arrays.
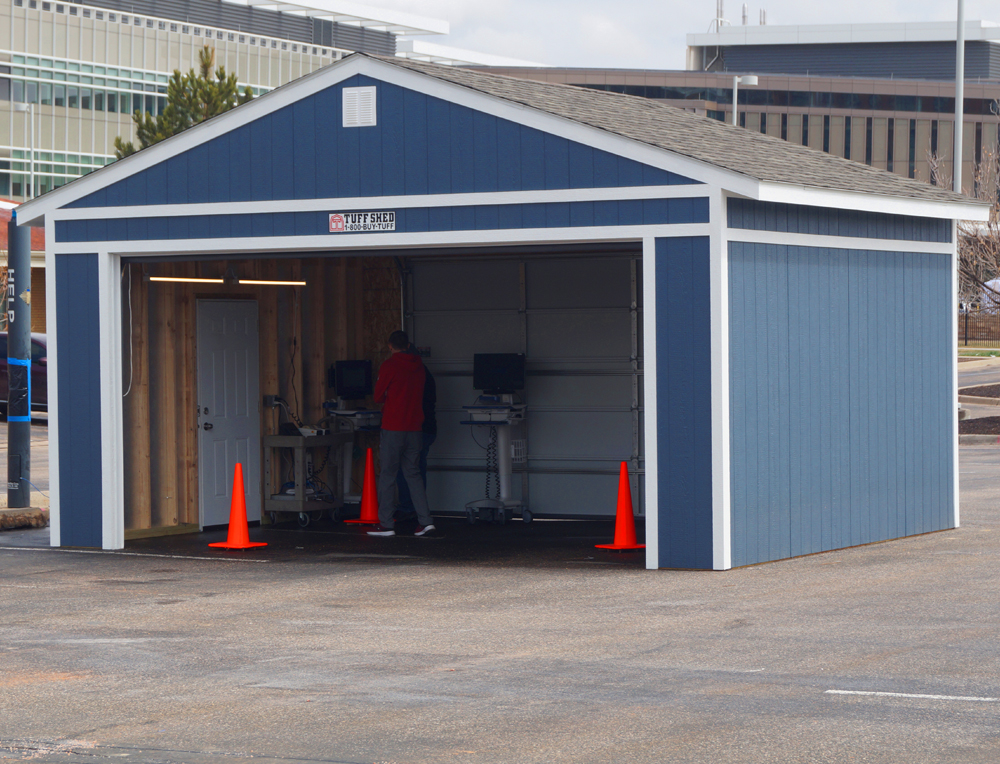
[[376, 54, 982, 210]]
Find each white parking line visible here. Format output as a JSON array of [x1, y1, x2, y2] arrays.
[[826, 690, 999, 702], [0, 547, 269, 562]]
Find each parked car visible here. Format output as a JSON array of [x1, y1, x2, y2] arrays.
[[0, 332, 48, 414]]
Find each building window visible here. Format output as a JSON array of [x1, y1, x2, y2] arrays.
[[82, 8, 89, 17], [239, 35, 245, 43], [28, 1, 36, 9], [170, 23, 177, 32], [193, 27, 200, 35], [109, 13, 115, 21], [781, 113, 788, 141], [53, 84, 64, 106], [67, 86, 77, 108], [844, 118, 852, 160], [249, 37, 256, 44], [217, 30, 223, 39], [759, 113, 767, 134], [13, 0, 22, 7], [80, 88, 91, 109], [281, 42, 287, 50], [158, 21, 165, 30], [865, 117, 873, 165], [96, 11, 103, 19], [271, 40, 277, 48], [823, 115, 830, 154], [146, 19, 154, 28], [135, 17, 142, 25], [182, 25, 189, 33], [908, 119, 916, 178], [42, 2, 50, 11], [121, 15, 128, 23], [886, 117, 895, 173], [68, 5, 76, 14]]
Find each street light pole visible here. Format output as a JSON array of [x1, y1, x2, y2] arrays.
[[955, 0, 965, 194], [731, 74, 758, 126]]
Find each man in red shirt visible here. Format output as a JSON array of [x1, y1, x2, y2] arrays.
[[367, 330, 436, 537]]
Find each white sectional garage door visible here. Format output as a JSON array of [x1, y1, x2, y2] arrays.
[[406, 251, 644, 519]]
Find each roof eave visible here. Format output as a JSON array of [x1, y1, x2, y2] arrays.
[[756, 181, 991, 222]]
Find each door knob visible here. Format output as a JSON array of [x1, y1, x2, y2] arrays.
[[203, 422, 214, 430]]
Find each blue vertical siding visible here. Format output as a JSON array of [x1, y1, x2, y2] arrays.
[[655, 237, 714, 569], [55, 254, 104, 548], [728, 198, 952, 243], [728, 243, 953, 566], [67, 75, 700, 209]]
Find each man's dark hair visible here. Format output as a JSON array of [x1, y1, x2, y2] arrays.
[[388, 330, 410, 350]]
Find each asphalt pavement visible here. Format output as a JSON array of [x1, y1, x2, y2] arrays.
[[2, 446, 1000, 762]]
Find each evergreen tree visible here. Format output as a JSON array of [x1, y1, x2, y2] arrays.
[[114, 47, 253, 159]]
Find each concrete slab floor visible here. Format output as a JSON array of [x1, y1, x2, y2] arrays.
[[1, 447, 999, 763]]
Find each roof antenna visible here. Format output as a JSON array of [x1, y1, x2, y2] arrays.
[[742, 3, 748, 24], [760, 8, 767, 25]]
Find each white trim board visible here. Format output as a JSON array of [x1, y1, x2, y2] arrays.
[[727, 229, 956, 255], [642, 236, 659, 570], [710, 192, 732, 571], [44, 217, 60, 548], [48, 222, 715, 256], [51, 185, 711, 221]]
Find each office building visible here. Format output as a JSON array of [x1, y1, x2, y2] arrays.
[[485, 21, 1000, 196]]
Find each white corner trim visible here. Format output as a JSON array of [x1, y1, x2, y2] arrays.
[[642, 236, 659, 570], [755, 182, 991, 222], [48, 222, 715, 256], [44, 217, 60, 548], [98, 250, 125, 550], [51, 185, 711, 221], [727, 229, 955, 255], [952, 220, 960, 529], [711, 192, 732, 570]]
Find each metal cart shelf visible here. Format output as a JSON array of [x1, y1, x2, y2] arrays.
[[263, 432, 353, 526]]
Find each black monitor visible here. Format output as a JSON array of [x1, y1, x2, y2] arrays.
[[331, 360, 373, 400], [473, 353, 525, 394]]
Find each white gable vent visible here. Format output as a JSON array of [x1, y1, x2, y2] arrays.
[[343, 86, 377, 127]]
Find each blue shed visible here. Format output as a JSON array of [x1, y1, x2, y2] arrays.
[[15, 54, 989, 569]]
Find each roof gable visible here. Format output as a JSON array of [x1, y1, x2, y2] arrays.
[[66, 74, 698, 211]]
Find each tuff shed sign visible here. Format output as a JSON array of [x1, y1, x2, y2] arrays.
[[329, 211, 396, 232]]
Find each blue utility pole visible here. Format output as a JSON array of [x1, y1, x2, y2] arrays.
[[6, 210, 31, 508]]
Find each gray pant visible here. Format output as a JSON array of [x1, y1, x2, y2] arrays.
[[378, 430, 433, 528]]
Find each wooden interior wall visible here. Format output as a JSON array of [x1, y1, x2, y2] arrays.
[[121, 255, 401, 534]]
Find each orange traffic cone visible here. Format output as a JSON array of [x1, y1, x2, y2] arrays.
[[596, 462, 645, 550], [345, 447, 380, 525], [209, 463, 267, 549]]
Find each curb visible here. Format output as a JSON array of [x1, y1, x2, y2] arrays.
[[960, 434, 1000, 445], [0, 508, 49, 531], [957, 357, 1000, 369], [958, 394, 1000, 406]]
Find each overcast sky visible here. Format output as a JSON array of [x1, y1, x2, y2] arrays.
[[383, 0, 1000, 69]]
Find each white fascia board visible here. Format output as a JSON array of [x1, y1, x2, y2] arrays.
[[18, 55, 758, 227], [50, 223, 713, 257], [755, 182, 991, 223], [728, 229, 955, 255], [98, 249, 125, 550], [687, 20, 1000, 47], [53, 185, 709, 221]]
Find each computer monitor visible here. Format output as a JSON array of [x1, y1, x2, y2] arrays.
[[331, 360, 373, 400], [473, 353, 525, 394]]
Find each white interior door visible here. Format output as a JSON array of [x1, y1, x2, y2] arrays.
[[197, 300, 261, 528]]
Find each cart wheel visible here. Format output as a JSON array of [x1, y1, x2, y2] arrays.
[[494, 508, 506, 526], [310, 509, 324, 523], [467, 509, 477, 525], [297, 512, 310, 528], [522, 510, 533, 524], [269, 512, 278, 525]]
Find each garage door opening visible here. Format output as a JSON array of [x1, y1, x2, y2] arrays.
[[119, 245, 645, 556]]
